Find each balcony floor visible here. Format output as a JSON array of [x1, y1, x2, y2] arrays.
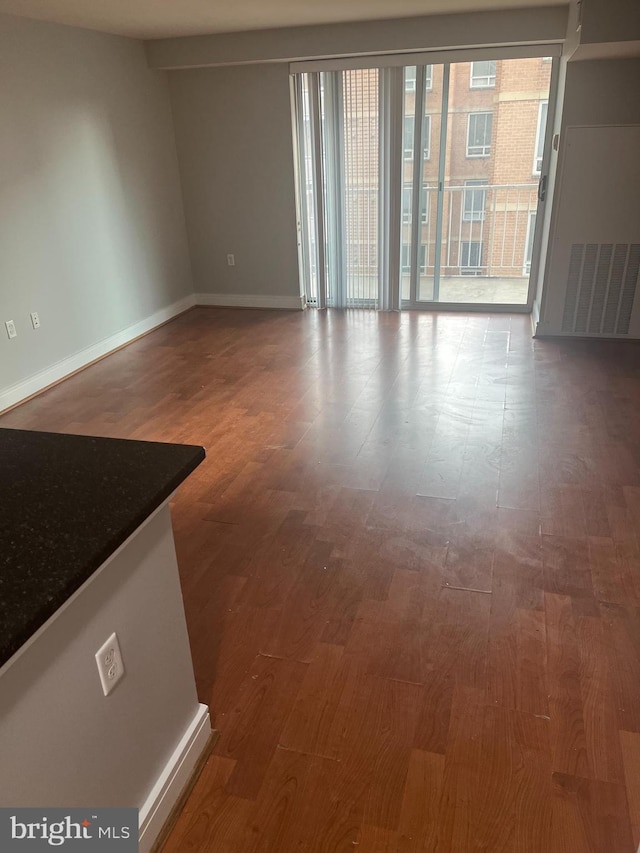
[[339, 275, 531, 305], [428, 275, 529, 304]]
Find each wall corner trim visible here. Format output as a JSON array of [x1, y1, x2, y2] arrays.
[[138, 702, 211, 853], [531, 299, 541, 336], [0, 294, 196, 414], [195, 292, 306, 310]]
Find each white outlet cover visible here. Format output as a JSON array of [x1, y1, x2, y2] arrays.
[[30, 312, 40, 329], [95, 632, 125, 696], [5, 320, 16, 339]]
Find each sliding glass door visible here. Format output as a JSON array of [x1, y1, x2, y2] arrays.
[[293, 69, 382, 308], [400, 62, 442, 303], [292, 51, 557, 310]]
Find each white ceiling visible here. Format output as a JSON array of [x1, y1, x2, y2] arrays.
[[0, 0, 566, 41]]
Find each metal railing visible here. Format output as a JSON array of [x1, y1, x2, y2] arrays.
[[302, 181, 539, 305], [410, 182, 538, 279]]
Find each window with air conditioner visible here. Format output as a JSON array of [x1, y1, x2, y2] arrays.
[[467, 112, 493, 157], [463, 180, 488, 221]]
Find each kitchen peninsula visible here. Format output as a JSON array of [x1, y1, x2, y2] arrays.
[[0, 428, 209, 853]]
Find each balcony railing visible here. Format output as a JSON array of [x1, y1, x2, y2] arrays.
[[401, 182, 539, 280], [446, 182, 538, 278], [304, 181, 539, 305]]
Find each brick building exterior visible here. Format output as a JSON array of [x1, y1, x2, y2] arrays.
[[402, 57, 551, 292]]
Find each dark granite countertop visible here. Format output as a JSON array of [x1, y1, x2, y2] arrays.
[[0, 428, 205, 668]]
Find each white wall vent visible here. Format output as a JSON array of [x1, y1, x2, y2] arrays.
[[561, 243, 640, 335]]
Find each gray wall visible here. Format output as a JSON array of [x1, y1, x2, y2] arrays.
[[579, 0, 640, 46], [169, 63, 300, 298], [164, 8, 568, 304], [561, 57, 640, 126], [0, 14, 193, 394]]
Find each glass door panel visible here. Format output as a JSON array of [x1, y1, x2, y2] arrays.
[[341, 69, 379, 307], [434, 57, 552, 305], [400, 66, 417, 302], [401, 64, 443, 303]]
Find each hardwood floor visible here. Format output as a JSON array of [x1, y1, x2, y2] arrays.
[[3, 306, 640, 851]]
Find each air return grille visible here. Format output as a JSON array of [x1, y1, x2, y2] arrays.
[[562, 243, 640, 335]]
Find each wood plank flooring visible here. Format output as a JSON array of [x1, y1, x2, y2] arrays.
[[3, 307, 640, 851]]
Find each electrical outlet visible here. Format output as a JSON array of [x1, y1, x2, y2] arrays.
[[227, 254, 235, 266], [95, 632, 125, 696], [5, 320, 17, 340], [30, 312, 41, 329]]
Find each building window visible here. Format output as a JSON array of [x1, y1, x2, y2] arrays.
[[422, 114, 431, 160], [402, 185, 412, 222], [533, 100, 548, 174], [404, 115, 414, 160], [425, 65, 433, 91], [461, 240, 483, 275], [467, 112, 493, 157], [405, 66, 416, 92], [524, 212, 537, 274], [405, 65, 433, 92], [470, 60, 496, 88], [401, 244, 427, 273], [419, 188, 429, 223], [404, 114, 431, 161], [463, 180, 488, 221], [402, 186, 429, 224]]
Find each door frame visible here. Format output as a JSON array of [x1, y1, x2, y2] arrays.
[[399, 54, 561, 314], [290, 46, 562, 313]]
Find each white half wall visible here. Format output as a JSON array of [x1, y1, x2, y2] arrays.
[[0, 504, 209, 848], [0, 14, 194, 396]]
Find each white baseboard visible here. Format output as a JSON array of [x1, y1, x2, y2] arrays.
[[0, 291, 305, 412], [0, 294, 196, 413], [138, 703, 211, 853], [195, 292, 305, 311]]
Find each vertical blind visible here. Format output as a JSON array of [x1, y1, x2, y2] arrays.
[[293, 69, 398, 309]]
